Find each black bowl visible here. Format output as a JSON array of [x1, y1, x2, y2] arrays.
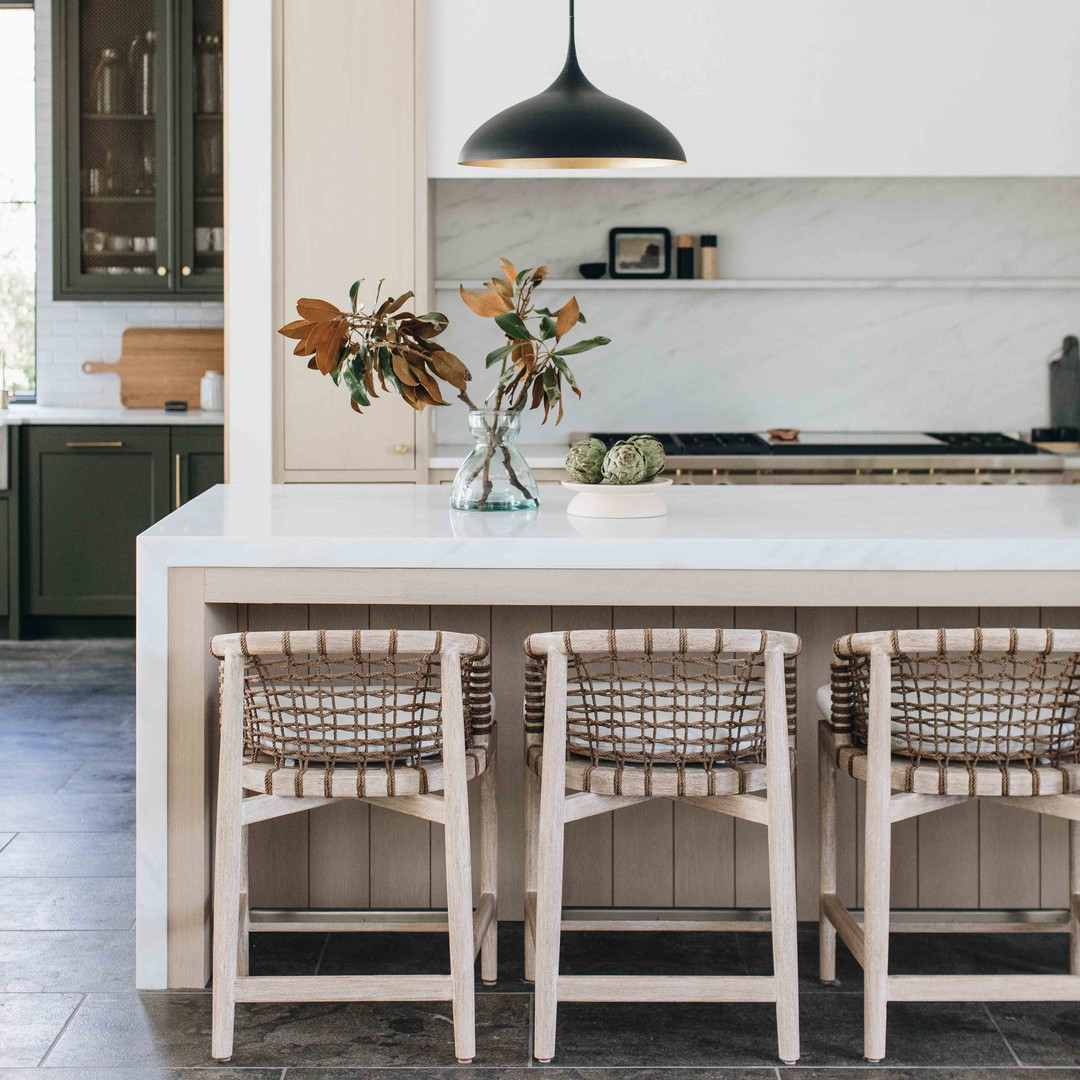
[[578, 262, 606, 279]]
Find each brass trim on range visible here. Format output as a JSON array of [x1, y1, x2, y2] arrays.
[[174, 453, 183, 510], [66, 441, 123, 448]]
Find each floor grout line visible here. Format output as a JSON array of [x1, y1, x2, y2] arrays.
[[983, 1000, 1025, 1068], [35, 991, 87, 1067]]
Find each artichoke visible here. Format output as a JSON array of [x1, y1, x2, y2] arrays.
[[601, 441, 648, 485], [627, 434, 665, 480], [565, 437, 607, 483]]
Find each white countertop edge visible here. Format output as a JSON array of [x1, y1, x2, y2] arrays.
[[1, 405, 224, 425]]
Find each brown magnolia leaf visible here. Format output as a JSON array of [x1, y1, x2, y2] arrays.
[[296, 298, 341, 321], [489, 277, 513, 299], [391, 350, 420, 386], [499, 257, 518, 284], [278, 318, 314, 340], [413, 365, 447, 405], [349, 397, 363, 413], [428, 349, 470, 391], [304, 320, 338, 374], [295, 340, 312, 357], [512, 342, 536, 369], [384, 290, 414, 316], [532, 265, 549, 283], [555, 296, 580, 340], [306, 356, 319, 369], [530, 374, 546, 410], [459, 285, 511, 318]]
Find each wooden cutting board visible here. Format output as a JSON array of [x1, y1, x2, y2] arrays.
[[82, 327, 224, 409]]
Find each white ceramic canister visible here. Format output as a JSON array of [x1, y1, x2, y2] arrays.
[[200, 370, 224, 411]]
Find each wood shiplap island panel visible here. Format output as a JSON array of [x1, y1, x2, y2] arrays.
[[136, 483, 1080, 988]]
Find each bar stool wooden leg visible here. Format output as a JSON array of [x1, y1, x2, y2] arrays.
[[863, 649, 893, 1063], [479, 736, 499, 986], [442, 660, 477, 1065], [533, 654, 568, 1064], [237, 824, 249, 978], [1070, 820, 1080, 975], [212, 652, 244, 1063], [523, 765, 540, 983], [819, 742, 837, 984], [764, 647, 799, 1064]]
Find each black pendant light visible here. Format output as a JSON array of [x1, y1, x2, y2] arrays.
[[458, 0, 686, 169]]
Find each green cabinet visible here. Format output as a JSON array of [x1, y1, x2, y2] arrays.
[[53, 0, 223, 300], [22, 424, 222, 618], [171, 425, 224, 509]]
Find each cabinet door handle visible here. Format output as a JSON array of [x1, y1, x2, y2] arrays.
[[174, 453, 182, 510], [156, 266, 168, 277], [181, 265, 191, 277], [66, 441, 123, 448], [394, 443, 410, 455]]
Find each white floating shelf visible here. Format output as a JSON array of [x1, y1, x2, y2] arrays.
[[437, 277, 1080, 292]]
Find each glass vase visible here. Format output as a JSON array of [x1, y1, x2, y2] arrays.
[[449, 410, 539, 512]]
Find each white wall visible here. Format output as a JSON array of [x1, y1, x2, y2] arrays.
[[34, 3, 222, 409], [430, 0, 1080, 179], [432, 177, 1080, 443]]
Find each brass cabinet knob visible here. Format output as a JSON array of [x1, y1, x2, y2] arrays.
[[394, 443, 410, 455], [156, 266, 168, 277], [181, 265, 192, 277]]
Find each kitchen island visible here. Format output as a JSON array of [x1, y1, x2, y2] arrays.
[[136, 482, 1080, 989]]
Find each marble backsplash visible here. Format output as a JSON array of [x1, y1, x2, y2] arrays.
[[432, 178, 1080, 443]]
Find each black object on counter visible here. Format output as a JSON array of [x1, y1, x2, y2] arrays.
[[1032, 426, 1080, 442], [1049, 335, 1080, 431], [578, 262, 606, 279], [164, 400, 189, 412], [675, 234, 694, 279]]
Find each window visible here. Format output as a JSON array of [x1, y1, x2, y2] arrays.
[[0, 3, 36, 396]]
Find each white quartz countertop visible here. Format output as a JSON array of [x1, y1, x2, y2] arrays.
[[1, 405, 224, 425], [138, 482, 1080, 572]]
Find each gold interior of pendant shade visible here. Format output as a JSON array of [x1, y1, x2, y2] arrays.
[[458, 156, 686, 169]]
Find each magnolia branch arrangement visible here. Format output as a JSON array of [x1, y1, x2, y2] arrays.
[[278, 260, 611, 508]]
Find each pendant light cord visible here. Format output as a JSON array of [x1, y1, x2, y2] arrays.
[[566, 0, 578, 65]]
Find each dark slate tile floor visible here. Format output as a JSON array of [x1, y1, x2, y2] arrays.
[[4, 639, 1080, 1077]]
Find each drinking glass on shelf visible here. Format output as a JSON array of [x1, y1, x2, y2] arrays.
[[195, 33, 223, 114], [92, 47, 130, 114], [128, 30, 156, 116]]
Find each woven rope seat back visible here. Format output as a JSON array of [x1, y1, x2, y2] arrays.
[[212, 629, 492, 797], [525, 628, 798, 771], [831, 628, 1080, 767]]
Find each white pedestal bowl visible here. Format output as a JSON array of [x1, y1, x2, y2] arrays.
[[562, 478, 673, 519]]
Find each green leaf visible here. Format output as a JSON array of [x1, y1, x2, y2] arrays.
[[377, 345, 403, 395], [543, 367, 561, 400], [539, 316, 557, 340], [514, 267, 531, 289], [551, 355, 577, 386], [348, 279, 362, 313], [494, 312, 532, 341], [341, 355, 370, 407], [553, 335, 611, 356], [485, 343, 515, 368]]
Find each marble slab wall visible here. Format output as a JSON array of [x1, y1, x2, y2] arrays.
[[433, 178, 1080, 443]]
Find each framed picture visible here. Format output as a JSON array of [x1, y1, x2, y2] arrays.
[[608, 227, 672, 279]]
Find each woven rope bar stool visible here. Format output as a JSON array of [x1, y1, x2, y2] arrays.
[[523, 627, 802, 1064], [818, 627, 1080, 1062], [208, 629, 497, 1064]]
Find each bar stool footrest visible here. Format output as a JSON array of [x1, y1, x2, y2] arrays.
[[556, 975, 778, 1002], [233, 974, 454, 1003]]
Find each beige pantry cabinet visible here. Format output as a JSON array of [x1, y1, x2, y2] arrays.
[[275, 0, 431, 482]]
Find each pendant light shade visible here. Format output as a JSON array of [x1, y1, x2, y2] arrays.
[[458, 0, 686, 169]]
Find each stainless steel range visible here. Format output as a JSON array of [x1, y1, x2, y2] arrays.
[[583, 431, 1075, 485]]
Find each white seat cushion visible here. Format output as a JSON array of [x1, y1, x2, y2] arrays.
[[247, 686, 440, 760], [566, 678, 765, 758], [818, 680, 1076, 757]]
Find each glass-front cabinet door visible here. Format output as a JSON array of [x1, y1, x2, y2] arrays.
[[176, 0, 223, 293], [53, 0, 223, 300]]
